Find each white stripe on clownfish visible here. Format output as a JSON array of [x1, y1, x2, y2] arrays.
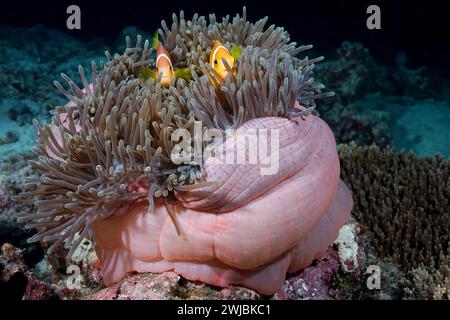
[[212, 45, 231, 67], [156, 53, 175, 78]]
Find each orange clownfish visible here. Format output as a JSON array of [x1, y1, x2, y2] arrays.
[[155, 42, 175, 86], [138, 33, 191, 86], [209, 41, 235, 79]]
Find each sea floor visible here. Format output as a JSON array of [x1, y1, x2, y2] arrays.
[[357, 94, 450, 157]]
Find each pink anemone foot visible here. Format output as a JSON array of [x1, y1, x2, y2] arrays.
[[92, 111, 353, 295]]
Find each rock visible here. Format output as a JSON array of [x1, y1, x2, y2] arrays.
[[334, 222, 361, 272], [86, 272, 182, 300], [84, 271, 265, 300], [83, 221, 368, 300], [278, 248, 341, 299], [0, 243, 55, 300]]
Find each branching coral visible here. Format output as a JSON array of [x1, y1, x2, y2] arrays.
[[338, 143, 450, 299], [15, 8, 349, 295]]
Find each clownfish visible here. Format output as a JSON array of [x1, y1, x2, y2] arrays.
[[210, 41, 234, 79], [209, 41, 243, 79], [154, 42, 175, 86], [138, 32, 191, 86]]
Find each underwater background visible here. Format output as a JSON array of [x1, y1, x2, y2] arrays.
[[0, 0, 449, 300]]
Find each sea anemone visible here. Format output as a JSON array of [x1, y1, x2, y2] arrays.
[[17, 8, 352, 294], [339, 143, 450, 299]]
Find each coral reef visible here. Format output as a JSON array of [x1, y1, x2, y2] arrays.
[[0, 188, 9, 212], [0, 241, 101, 300], [317, 42, 431, 104], [339, 143, 450, 299], [0, 154, 102, 300], [315, 41, 436, 148], [353, 94, 450, 158], [315, 42, 393, 147], [15, 8, 353, 295], [392, 100, 450, 157], [0, 10, 447, 300], [0, 99, 44, 160], [0, 25, 104, 112], [0, 26, 106, 163], [0, 243, 56, 300], [0, 164, 44, 268]]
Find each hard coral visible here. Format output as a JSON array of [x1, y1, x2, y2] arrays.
[[339, 143, 450, 299], [0, 243, 55, 300], [17, 8, 352, 294]]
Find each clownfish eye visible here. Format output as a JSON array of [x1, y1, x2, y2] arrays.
[[214, 60, 218, 65]]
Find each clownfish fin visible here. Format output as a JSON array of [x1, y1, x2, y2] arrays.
[[231, 45, 243, 60], [137, 66, 156, 84], [174, 68, 193, 81], [152, 31, 160, 49]]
